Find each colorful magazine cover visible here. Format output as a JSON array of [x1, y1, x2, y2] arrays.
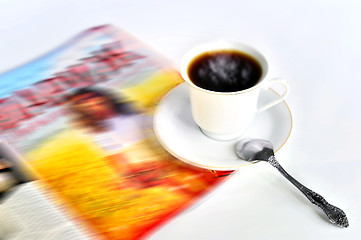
[[0, 25, 233, 240]]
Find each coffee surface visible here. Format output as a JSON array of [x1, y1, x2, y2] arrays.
[[188, 50, 262, 92]]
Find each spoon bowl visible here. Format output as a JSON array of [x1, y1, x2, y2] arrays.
[[235, 138, 274, 161]]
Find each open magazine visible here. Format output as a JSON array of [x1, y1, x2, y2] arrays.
[[0, 25, 233, 240]]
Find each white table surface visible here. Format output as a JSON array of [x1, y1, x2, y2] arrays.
[[1, 0, 360, 239]]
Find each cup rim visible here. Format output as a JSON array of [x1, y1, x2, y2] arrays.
[[180, 40, 269, 95]]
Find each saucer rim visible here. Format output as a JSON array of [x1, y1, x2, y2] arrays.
[[153, 83, 293, 170]]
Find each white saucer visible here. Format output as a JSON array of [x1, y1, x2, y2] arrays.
[[154, 83, 293, 170]]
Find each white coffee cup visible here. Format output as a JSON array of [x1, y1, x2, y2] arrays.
[[180, 41, 289, 141]]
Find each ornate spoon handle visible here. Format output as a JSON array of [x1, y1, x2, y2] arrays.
[[268, 156, 349, 227]]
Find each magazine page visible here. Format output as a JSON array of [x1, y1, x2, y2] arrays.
[[0, 25, 233, 240], [0, 182, 94, 240]]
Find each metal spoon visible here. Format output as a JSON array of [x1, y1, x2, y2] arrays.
[[235, 138, 349, 228]]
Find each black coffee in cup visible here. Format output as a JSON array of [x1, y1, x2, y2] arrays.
[[187, 50, 262, 92]]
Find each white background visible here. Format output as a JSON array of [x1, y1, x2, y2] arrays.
[[1, 0, 361, 239]]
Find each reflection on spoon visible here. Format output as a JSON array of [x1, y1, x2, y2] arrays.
[[235, 138, 349, 228]]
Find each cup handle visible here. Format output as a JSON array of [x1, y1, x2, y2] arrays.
[[258, 78, 289, 112]]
